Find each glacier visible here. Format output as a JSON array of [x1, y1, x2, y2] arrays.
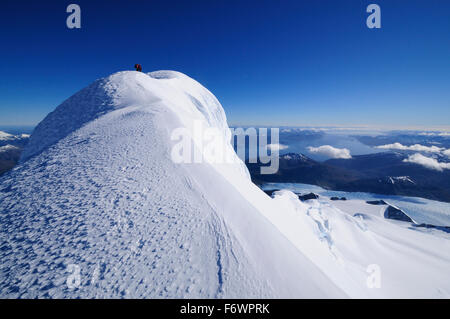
[[1, 71, 449, 298]]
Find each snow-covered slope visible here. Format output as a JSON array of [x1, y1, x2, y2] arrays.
[[0, 71, 344, 298], [1, 71, 450, 299]]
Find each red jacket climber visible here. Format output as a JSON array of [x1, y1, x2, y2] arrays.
[[134, 64, 142, 72]]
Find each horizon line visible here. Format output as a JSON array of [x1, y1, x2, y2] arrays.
[[2, 123, 450, 133]]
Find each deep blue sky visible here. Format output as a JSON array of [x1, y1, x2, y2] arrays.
[[1, 0, 449, 128]]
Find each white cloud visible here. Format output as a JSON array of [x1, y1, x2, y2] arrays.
[[418, 132, 450, 137], [266, 144, 288, 152], [377, 142, 450, 158], [307, 145, 352, 159], [403, 153, 450, 172], [377, 142, 443, 153]]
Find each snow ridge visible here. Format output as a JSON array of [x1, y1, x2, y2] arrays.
[[2, 70, 449, 299]]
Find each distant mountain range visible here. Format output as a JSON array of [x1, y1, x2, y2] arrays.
[[0, 131, 30, 175], [247, 152, 450, 203]]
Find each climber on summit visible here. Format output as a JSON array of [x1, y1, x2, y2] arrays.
[[134, 64, 142, 72]]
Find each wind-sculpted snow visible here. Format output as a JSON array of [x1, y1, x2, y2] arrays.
[[20, 78, 118, 162]]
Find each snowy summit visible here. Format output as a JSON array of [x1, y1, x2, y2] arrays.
[[1, 71, 449, 298]]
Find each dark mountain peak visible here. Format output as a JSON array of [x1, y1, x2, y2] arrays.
[[279, 153, 317, 169], [385, 176, 415, 185], [350, 151, 405, 160], [280, 153, 310, 162]]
